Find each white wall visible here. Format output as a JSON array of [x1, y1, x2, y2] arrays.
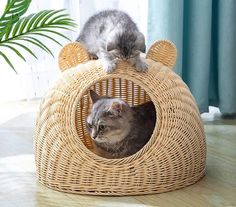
[[0, 0, 148, 103]]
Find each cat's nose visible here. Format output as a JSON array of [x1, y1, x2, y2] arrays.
[[91, 131, 98, 139], [92, 134, 97, 139]]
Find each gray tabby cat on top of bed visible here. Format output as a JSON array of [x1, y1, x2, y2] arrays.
[[77, 10, 147, 73]]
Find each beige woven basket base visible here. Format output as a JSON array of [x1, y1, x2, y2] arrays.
[[35, 40, 206, 195]]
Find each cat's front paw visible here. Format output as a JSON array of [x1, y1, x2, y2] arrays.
[[135, 59, 148, 72], [102, 59, 117, 73]]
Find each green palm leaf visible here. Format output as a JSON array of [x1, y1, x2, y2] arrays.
[[33, 28, 72, 41], [30, 32, 63, 46], [0, 51, 16, 72], [18, 36, 54, 57], [7, 41, 37, 59], [0, 0, 31, 40], [0, 7, 77, 72], [0, 43, 26, 61]]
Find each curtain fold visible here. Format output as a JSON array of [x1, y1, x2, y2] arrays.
[[148, 0, 236, 114]]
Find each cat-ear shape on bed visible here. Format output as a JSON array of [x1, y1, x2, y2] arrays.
[[58, 42, 90, 71], [58, 40, 177, 71], [146, 40, 177, 69]]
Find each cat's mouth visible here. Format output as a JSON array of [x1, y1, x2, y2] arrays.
[[93, 137, 107, 143]]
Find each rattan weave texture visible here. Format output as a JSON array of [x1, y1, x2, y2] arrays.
[[35, 40, 206, 195]]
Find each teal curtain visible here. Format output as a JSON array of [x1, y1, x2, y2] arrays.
[[148, 0, 236, 114]]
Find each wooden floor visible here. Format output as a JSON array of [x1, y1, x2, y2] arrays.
[[0, 101, 235, 207]]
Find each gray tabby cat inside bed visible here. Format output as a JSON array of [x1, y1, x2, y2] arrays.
[[77, 10, 147, 73], [86, 90, 156, 159]]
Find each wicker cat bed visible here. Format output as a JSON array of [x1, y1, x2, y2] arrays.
[[35, 40, 206, 195]]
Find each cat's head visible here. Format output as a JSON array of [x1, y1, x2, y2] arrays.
[[106, 31, 146, 60], [86, 90, 133, 144]]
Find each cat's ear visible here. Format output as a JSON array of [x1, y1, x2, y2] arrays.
[[108, 102, 123, 116], [136, 32, 146, 53], [89, 90, 100, 104]]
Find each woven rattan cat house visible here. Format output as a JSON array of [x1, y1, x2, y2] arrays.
[[35, 40, 206, 195]]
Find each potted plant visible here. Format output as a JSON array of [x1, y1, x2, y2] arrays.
[[0, 0, 76, 72]]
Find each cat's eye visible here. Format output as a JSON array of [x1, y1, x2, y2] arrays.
[[130, 52, 139, 58], [87, 123, 92, 128], [99, 125, 106, 130]]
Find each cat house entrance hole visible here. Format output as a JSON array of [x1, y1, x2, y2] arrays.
[[74, 78, 159, 158]]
